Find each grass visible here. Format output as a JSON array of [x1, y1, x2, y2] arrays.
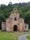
[[0, 32, 18, 40], [27, 36, 30, 40], [0, 31, 30, 40], [0, 32, 23, 40]]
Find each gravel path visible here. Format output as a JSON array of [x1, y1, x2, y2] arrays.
[[18, 34, 30, 40]]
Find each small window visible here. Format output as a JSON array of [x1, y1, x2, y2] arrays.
[[18, 24, 19, 25], [14, 17, 17, 21]]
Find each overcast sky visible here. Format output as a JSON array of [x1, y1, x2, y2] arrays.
[[0, 0, 30, 5]]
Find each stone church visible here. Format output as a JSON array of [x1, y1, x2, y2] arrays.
[[2, 9, 29, 32]]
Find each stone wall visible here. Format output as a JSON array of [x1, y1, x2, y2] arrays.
[[24, 24, 29, 31], [2, 22, 6, 31]]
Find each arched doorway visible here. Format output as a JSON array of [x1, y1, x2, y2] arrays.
[[13, 25, 17, 31]]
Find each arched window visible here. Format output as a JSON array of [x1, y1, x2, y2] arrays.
[[14, 17, 17, 21]]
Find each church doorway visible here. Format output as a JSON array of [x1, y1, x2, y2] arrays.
[[13, 25, 17, 31]]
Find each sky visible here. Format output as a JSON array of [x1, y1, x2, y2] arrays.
[[0, 0, 30, 5]]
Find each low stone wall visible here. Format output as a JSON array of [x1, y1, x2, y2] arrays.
[[2, 22, 6, 31]]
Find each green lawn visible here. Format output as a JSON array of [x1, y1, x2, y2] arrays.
[[0, 31, 30, 40], [27, 36, 30, 40], [0, 32, 18, 40], [0, 32, 21, 40]]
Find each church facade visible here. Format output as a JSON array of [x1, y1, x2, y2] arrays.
[[2, 9, 29, 32]]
